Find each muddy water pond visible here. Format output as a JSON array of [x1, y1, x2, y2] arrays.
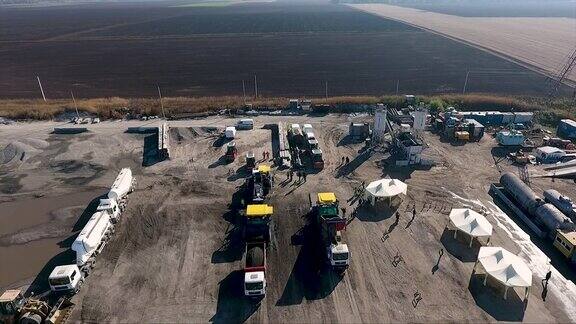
[[0, 188, 106, 289]]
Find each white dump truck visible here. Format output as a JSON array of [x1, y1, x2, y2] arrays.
[[71, 211, 114, 274], [48, 265, 83, 293], [97, 168, 135, 223]]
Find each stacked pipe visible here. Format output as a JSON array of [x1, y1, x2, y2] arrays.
[[499, 173, 575, 236]]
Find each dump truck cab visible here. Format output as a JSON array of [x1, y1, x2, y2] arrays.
[[49, 265, 83, 294], [245, 204, 273, 242], [328, 236, 350, 269], [311, 193, 350, 271], [246, 152, 256, 169], [311, 149, 324, 169], [225, 142, 238, 163]]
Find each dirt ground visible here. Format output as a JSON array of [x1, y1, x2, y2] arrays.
[[1, 115, 575, 322]]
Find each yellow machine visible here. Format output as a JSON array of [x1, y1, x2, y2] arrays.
[[554, 230, 576, 264], [455, 131, 470, 141], [245, 204, 273, 242], [0, 290, 50, 324]]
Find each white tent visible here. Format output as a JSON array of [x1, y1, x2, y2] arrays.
[[473, 246, 533, 302], [447, 208, 493, 247], [364, 178, 407, 206]]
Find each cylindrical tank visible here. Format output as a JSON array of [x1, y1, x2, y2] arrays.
[[499, 173, 543, 215], [543, 189, 576, 220], [72, 211, 112, 266], [108, 168, 133, 201], [534, 204, 575, 233]]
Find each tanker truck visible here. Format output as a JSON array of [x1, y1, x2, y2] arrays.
[[97, 168, 135, 223], [71, 210, 115, 276]]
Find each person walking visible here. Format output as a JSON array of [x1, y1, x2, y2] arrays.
[[262, 151, 266, 161], [345, 156, 350, 164], [412, 206, 417, 221], [341, 156, 345, 165], [303, 172, 307, 182]]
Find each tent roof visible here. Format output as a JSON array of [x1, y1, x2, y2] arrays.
[[477, 247, 532, 288], [449, 208, 493, 237], [365, 179, 407, 198]]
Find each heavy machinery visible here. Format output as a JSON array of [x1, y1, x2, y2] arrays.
[[246, 164, 273, 203], [495, 173, 576, 265], [311, 149, 324, 169], [245, 152, 256, 169], [48, 265, 83, 294], [225, 142, 238, 163], [0, 289, 72, 324], [309, 192, 350, 272], [243, 204, 273, 297], [96, 168, 135, 223], [71, 210, 115, 275], [244, 241, 267, 297]]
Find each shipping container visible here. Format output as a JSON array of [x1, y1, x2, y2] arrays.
[[557, 119, 576, 140]]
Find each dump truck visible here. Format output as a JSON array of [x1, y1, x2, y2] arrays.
[[244, 241, 267, 297], [310, 192, 350, 272], [243, 204, 273, 296], [311, 149, 324, 169], [97, 168, 135, 223], [225, 142, 238, 163], [247, 164, 273, 203], [0, 289, 73, 324]]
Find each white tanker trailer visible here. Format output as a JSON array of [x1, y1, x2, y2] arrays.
[[71, 211, 114, 274], [97, 168, 135, 223]]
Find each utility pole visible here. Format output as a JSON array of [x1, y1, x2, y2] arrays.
[[70, 91, 79, 119], [36, 76, 46, 102], [325, 81, 328, 102], [254, 75, 258, 99], [157, 85, 166, 119], [242, 80, 247, 105], [463, 70, 470, 94], [395, 80, 399, 95]]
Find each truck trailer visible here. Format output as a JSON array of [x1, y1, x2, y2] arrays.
[[243, 204, 273, 297]]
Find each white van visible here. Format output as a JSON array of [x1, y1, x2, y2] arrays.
[[237, 119, 254, 130]]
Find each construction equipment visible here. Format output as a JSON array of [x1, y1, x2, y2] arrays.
[[311, 149, 324, 169], [244, 241, 267, 297], [71, 210, 114, 275], [225, 142, 238, 163], [247, 164, 273, 203], [49, 265, 83, 294], [0, 289, 65, 324], [243, 204, 273, 297], [309, 193, 350, 272], [97, 168, 135, 223], [245, 152, 256, 169]]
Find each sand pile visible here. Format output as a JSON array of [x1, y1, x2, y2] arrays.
[[0, 141, 42, 165]]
